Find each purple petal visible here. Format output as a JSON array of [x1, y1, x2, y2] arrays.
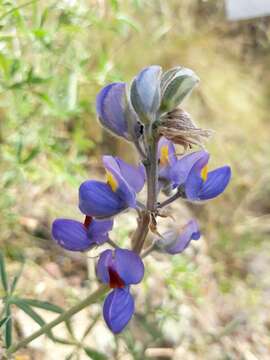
[[158, 137, 177, 166], [166, 219, 200, 254], [185, 152, 210, 200], [96, 249, 113, 284], [131, 65, 162, 120], [97, 248, 144, 286], [96, 82, 129, 139], [52, 219, 91, 251], [103, 288, 134, 334], [115, 157, 146, 193], [171, 150, 208, 187], [103, 155, 145, 193], [199, 166, 231, 200], [79, 180, 127, 217], [102, 157, 137, 208], [87, 219, 113, 245], [114, 249, 144, 285]]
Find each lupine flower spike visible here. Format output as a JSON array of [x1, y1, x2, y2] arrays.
[[52, 64, 231, 334]]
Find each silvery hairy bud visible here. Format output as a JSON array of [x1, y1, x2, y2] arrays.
[[160, 67, 199, 113], [130, 65, 162, 125]]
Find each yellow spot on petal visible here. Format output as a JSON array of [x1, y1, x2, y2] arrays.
[[106, 170, 118, 192], [160, 145, 169, 166], [201, 165, 208, 182]]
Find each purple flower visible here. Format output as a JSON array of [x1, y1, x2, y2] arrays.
[[79, 156, 145, 218], [184, 151, 231, 201], [96, 82, 141, 141], [157, 137, 231, 201], [52, 216, 113, 252], [158, 137, 203, 188], [96, 82, 128, 139], [155, 219, 200, 254], [97, 248, 144, 333]]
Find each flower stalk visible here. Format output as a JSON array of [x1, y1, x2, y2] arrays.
[[132, 124, 159, 254]]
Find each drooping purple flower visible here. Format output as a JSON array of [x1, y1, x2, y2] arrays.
[[52, 216, 113, 251], [97, 248, 144, 333], [155, 219, 200, 254], [79, 156, 145, 218]]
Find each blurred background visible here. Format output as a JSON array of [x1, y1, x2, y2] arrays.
[[0, 0, 270, 359]]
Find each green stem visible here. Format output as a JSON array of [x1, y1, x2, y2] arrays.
[[158, 189, 183, 208], [141, 243, 156, 258], [132, 211, 151, 254], [6, 285, 108, 356], [146, 138, 158, 212], [132, 127, 159, 254]]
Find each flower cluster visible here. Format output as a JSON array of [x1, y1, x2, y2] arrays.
[[52, 65, 231, 334]]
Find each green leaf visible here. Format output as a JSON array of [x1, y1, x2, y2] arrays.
[[13, 299, 45, 327], [22, 146, 40, 164], [10, 300, 68, 343], [84, 347, 108, 360], [0, 316, 10, 329], [4, 306, 12, 348], [65, 353, 75, 360], [0, 252, 8, 292], [10, 261, 25, 294], [109, 0, 119, 12], [10, 297, 74, 341], [15, 298, 64, 314], [0, 53, 10, 77]]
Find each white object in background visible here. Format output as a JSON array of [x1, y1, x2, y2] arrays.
[[226, 0, 270, 20]]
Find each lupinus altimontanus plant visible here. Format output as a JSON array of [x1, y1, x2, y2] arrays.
[[52, 65, 231, 333], [4, 65, 231, 357]]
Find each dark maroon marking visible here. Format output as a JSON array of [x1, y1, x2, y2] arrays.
[[108, 267, 125, 289], [84, 216, 92, 229]]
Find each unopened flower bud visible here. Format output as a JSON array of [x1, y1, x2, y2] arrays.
[[155, 219, 200, 254], [130, 65, 162, 125], [160, 67, 199, 113]]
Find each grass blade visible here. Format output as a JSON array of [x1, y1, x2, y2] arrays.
[[4, 306, 12, 348], [0, 316, 10, 328], [10, 261, 25, 294], [0, 252, 8, 292]]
